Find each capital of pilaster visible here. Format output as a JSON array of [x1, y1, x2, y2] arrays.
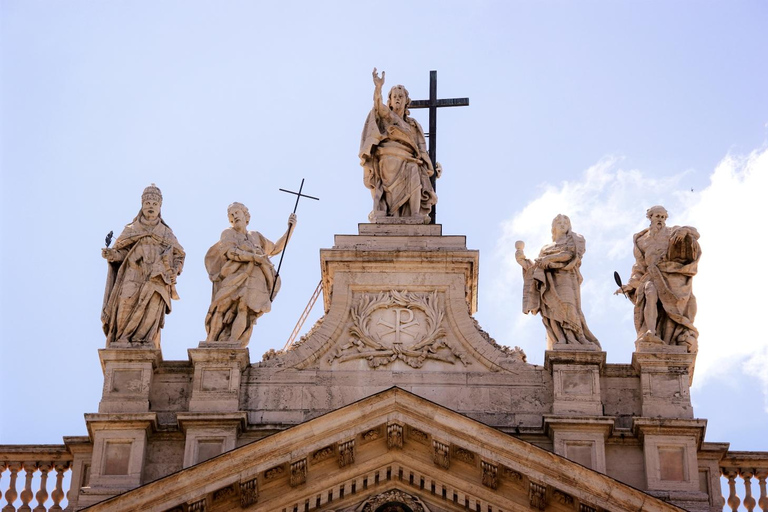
[[98, 348, 162, 374]]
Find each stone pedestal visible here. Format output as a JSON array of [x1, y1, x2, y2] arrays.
[[98, 348, 162, 413], [187, 347, 249, 412], [632, 348, 695, 419], [80, 412, 157, 505], [545, 350, 605, 416], [544, 416, 613, 473]]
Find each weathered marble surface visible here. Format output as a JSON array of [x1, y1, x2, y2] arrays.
[[101, 184, 185, 348], [204, 202, 296, 346], [615, 206, 700, 352], [360, 68, 439, 224], [515, 214, 600, 350]]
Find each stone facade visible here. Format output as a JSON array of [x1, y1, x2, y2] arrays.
[[1, 222, 765, 511]]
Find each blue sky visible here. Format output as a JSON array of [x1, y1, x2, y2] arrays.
[[2, 0, 766, 465]]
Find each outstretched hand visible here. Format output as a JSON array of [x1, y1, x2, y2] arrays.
[[287, 213, 297, 228], [372, 67, 385, 88]]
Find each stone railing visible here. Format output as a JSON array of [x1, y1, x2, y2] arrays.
[[721, 451, 768, 512], [1, 446, 73, 512]]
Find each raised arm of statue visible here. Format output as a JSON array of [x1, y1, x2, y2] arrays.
[[271, 213, 297, 256], [372, 67, 388, 117]]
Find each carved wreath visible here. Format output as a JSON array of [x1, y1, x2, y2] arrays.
[[328, 290, 469, 368]]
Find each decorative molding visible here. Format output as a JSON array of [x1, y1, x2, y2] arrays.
[[289, 459, 307, 487], [362, 428, 380, 442], [529, 481, 547, 510], [408, 426, 429, 444], [454, 446, 475, 464], [264, 464, 284, 480], [553, 489, 574, 506], [360, 489, 427, 512], [328, 291, 470, 368], [387, 423, 403, 449], [338, 439, 355, 468], [239, 477, 258, 507], [433, 440, 450, 469], [212, 484, 235, 502], [502, 465, 524, 484], [481, 460, 499, 489], [579, 504, 597, 512], [312, 445, 334, 463]]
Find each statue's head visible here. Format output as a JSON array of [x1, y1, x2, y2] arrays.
[[227, 202, 251, 227], [646, 205, 668, 229], [551, 214, 572, 240], [388, 85, 410, 116], [141, 183, 162, 221]]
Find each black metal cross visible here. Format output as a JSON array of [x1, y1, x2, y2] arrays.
[[270, 178, 319, 300], [409, 70, 469, 222]]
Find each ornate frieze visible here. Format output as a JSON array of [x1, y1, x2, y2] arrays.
[[239, 477, 258, 507], [408, 427, 429, 444], [433, 440, 450, 469], [481, 460, 498, 489], [387, 423, 403, 449], [328, 291, 470, 368], [454, 446, 475, 464], [289, 459, 307, 487], [362, 428, 380, 442], [502, 465, 524, 484], [553, 489, 574, 506], [338, 440, 355, 468], [312, 445, 334, 463], [212, 484, 235, 502], [264, 464, 284, 480]]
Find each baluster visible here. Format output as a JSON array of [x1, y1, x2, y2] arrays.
[[2, 462, 21, 512], [17, 462, 36, 512], [742, 469, 757, 512], [725, 469, 741, 512], [49, 463, 68, 512], [32, 464, 51, 512], [756, 470, 768, 512]]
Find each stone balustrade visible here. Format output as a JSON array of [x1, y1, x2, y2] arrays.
[[1, 446, 72, 512], [721, 451, 768, 512]]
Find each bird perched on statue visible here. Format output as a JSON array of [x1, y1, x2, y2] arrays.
[[105, 230, 113, 248]]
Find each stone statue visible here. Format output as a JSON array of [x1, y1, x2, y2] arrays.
[[615, 205, 700, 351], [204, 202, 297, 346], [359, 68, 439, 223], [101, 184, 185, 347], [515, 215, 600, 350]]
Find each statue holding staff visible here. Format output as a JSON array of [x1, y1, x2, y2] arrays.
[[204, 202, 296, 346], [101, 184, 185, 347]]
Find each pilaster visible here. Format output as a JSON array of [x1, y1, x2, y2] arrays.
[[634, 418, 710, 510], [544, 350, 606, 416], [544, 416, 613, 473], [177, 412, 247, 468]]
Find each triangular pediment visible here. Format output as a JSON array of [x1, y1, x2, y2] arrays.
[[83, 388, 682, 512]]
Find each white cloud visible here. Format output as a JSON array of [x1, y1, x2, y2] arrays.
[[686, 148, 768, 408], [491, 147, 768, 410]]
